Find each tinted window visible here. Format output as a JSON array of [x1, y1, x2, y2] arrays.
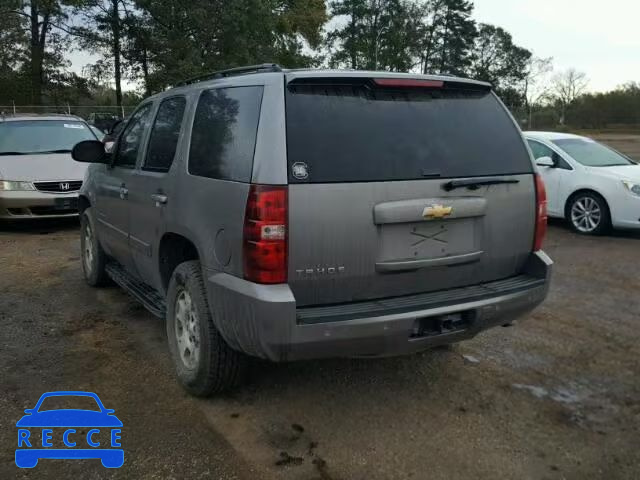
[[552, 138, 634, 167], [189, 86, 264, 182], [116, 104, 152, 167], [144, 97, 186, 172], [285, 82, 533, 183], [0, 120, 96, 154]]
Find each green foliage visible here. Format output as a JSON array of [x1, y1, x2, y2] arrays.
[[567, 83, 640, 129], [327, 0, 423, 71], [469, 23, 532, 99], [134, 0, 327, 92], [418, 0, 476, 75]]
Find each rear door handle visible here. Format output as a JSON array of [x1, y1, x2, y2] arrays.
[[151, 193, 168, 205]]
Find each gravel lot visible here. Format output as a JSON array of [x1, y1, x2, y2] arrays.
[[1, 135, 639, 479]]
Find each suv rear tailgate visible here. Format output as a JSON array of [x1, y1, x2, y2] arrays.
[[284, 75, 535, 307]]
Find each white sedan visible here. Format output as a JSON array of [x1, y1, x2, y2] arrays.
[[524, 132, 640, 235]]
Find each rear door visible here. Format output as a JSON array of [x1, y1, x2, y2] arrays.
[[285, 76, 536, 306]]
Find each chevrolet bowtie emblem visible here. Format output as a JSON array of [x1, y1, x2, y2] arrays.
[[423, 204, 453, 220]]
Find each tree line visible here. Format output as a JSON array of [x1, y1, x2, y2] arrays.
[[1, 0, 638, 129]]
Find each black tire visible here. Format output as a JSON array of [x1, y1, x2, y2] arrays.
[[566, 192, 611, 236], [166, 260, 247, 396], [81, 207, 110, 286]]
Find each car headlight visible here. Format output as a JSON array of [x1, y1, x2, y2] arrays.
[[0, 180, 36, 191], [622, 180, 640, 196]]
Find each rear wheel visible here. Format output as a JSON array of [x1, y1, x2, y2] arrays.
[[166, 261, 247, 396], [567, 192, 610, 235], [81, 207, 109, 286]]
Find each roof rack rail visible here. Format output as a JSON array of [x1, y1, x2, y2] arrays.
[[174, 63, 283, 88]]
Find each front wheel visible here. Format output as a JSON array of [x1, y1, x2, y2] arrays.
[[81, 207, 109, 286], [567, 192, 610, 235], [166, 261, 248, 396]]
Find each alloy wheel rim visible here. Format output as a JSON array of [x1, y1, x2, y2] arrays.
[[174, 289, 200, 370], [84, 223, 94, 273], [571, 197, 601, 233]]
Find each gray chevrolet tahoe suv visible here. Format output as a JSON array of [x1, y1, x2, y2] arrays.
[[72, 64, 552, 396]]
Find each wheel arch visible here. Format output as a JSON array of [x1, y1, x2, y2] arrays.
[[564, 188, 611, 219], [158, 232, 201, 294], [78, 194, 91, 215]]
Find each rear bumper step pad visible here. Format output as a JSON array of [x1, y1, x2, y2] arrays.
[[296, 275, 545, 325]]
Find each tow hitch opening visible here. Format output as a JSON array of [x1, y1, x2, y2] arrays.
[[410, 312, 473, 338]]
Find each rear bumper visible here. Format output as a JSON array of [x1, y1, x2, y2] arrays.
[[0, 191, 79, 219], [207, 251, 552, 361]]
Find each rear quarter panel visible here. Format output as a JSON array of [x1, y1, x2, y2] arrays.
[[165, 74, 287, 277]]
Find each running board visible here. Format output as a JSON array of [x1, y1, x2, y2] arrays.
[[106, 262, 166, 319]]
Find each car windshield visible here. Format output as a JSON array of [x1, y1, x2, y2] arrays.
[[552, 138, 634, 167], [0, 120, 96, 155], [37, 395, 102, 412]]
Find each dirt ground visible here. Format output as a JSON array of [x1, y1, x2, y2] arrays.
[[589, 133, 640, 160], [1, 136, 639, 479]]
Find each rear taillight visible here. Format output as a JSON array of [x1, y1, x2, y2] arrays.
[[243, 185, 288, 284], [533, 174, 548, 251]]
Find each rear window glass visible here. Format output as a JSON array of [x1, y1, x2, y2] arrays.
[[189, 86, 264, 182], [285, 81, 532, 183]]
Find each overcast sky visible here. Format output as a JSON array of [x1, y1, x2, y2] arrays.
[[473, 0, 640, 91], [70, 0, 639, 93]]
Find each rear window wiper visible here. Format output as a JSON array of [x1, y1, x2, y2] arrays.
[[442, 177, 520, 192], [0, 151, 28, 155]]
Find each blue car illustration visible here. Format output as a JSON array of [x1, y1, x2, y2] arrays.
[[16, 391, 123, 468]]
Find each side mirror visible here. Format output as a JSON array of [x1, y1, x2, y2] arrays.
[[536, 156, 555, 168], [24, 409, 34, 414], [104, 409, 115, 414], [72, 140, 110, 164]]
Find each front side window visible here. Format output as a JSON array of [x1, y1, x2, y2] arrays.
[[116, 104, 152, 168], [527, 140, 554, 160], [528, 139, 572, 170], [0, 120, 96, 155], [144, 97, 186, 172], [188, 86, 264, 182], [552, 138, 634, 168]]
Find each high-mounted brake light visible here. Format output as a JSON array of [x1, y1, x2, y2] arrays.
[[533, 174, 548, 251], [373, 78, 444, 88], [243, 185, 288, 284]]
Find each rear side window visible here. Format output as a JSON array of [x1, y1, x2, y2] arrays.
[[144, 96, 186, 172], [285, 81, 533, 183], [189, 86, 264, 182]]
